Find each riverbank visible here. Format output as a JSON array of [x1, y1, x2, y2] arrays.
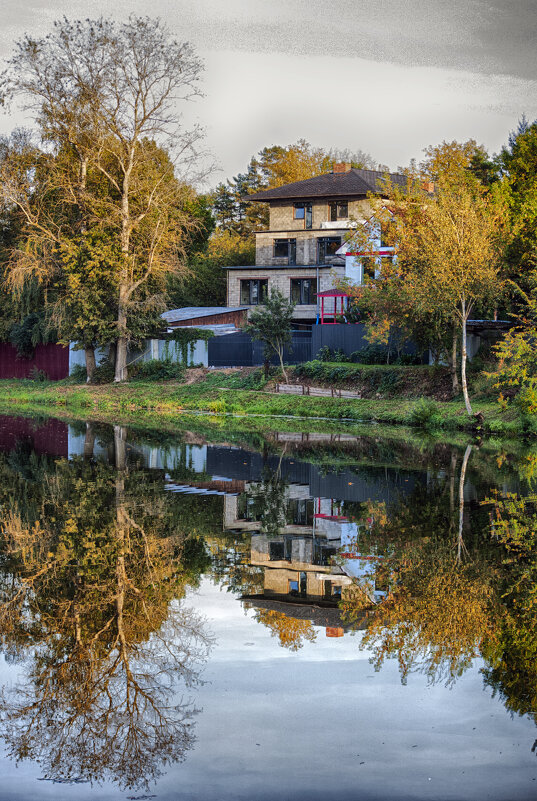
[[0, 372, 519, 436]]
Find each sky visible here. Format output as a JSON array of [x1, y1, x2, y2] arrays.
[[0, 0, 535, 185], [1, 579, 536, 800]]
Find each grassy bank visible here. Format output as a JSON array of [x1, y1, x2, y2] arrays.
[[0, 372, 520, 436]]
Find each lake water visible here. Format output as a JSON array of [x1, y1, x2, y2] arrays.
[[0, 414, 535, 800]]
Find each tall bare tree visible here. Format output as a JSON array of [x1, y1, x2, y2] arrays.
[[1, 16, 205, 380]]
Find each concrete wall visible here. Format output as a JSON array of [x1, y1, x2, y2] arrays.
[[70, 338, 209, 374], [255, 229, 347, 267], [268, 198, 371, 232], [227, 265, 345, 321]]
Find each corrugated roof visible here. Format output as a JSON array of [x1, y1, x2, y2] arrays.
[[162, 306, 249, 323], [245, 168, 407, 202]]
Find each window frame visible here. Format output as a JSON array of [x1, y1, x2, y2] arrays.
[[273, 238, 297, 265], [329, 201, 349, 222], [290, 277, 317, 306], [294, 202, 313, 229], [317, 236, 342, 264], [240, 278, 269, 305]]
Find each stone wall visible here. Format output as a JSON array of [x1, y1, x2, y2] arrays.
[[226, 265, 345, 320], [267, 198, 371, 231]]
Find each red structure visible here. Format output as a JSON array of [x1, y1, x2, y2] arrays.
[[0, 415, 68, 458], [316, 290, 352, 324], [0, 343, 69, 380]]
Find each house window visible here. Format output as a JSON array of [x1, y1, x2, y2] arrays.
[[240, 279, 268, 305], [294, 202, 312, 229], [361, 257, 377, 281], [273, 238, 297, 264], [317, 236, 341, 263], [269, 541, 285, 561], [329, 201, 348, 221], [291, 278, 317, 305]]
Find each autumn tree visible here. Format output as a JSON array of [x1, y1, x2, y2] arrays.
[[1, 16, 206, 381], [0, 448, 213, 789]]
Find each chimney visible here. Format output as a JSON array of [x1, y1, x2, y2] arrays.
[[333, 162, 352, 174], [422, 180, 435, 194]]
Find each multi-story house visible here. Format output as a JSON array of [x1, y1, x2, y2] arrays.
[[224, 162, 406, 326]]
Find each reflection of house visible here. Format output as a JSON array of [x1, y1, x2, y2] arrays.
[[225, 482, 386, 637], [225, 163, 405, 325]]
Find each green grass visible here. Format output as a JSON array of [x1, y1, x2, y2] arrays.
[[0, 375, 521, 437]]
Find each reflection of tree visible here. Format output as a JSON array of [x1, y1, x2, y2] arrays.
[[209, 530, 264, 596], [341, 459, 537, 756], [249, 454, 289, 538], [359, 539, 498, 685], [0, 445, 213, 790], [481, 493, 537, 730], [253, 609, 317, 651]]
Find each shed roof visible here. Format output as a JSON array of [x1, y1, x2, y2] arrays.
[[162, 306, 249, 323], [245, 168, 407, 202]]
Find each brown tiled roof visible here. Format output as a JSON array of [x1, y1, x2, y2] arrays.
[[245, 168, 407, 202]]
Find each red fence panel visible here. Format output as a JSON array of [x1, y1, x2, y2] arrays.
[[0, 343, 69, 380]]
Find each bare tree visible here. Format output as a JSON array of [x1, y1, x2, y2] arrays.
[[1, 16, 206, 380]]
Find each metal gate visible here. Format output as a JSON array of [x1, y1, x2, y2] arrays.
[[208, 331, 312, 368]]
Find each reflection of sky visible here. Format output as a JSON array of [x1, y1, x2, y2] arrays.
[[0, 579, 536, 800]]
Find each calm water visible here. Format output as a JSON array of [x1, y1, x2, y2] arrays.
[[0, 415, 535, 800]]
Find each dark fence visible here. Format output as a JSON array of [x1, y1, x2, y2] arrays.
[[311, 324, 369, 357], [311, 324, 422, 360], [207, 325, 422, 367], [208, 331, 312, 368], [0, 343, 69, 380]]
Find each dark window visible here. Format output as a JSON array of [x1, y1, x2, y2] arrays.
[[361, 257, 377, 281], [269, 541, 285, 561], [380, 223, 390, 247], [273, 238, 297, 264], [317, 237, 341, 263], [291, 278, 317, 305], [329, 201, 348, 222], [287, 498, 314, 525], [294, 202, 312, 229], [240, 279, 268, 305]]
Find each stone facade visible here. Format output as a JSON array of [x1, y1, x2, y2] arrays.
[[226, 265, 344, 320], [268, 198, 372, 231], [255, 228, 346, 267]]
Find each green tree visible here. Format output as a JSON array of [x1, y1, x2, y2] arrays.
[[243, 288, 295, 381], [1, 17, 206, 382]]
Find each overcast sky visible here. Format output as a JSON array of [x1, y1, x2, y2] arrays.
[[0, 0, 535, 184]]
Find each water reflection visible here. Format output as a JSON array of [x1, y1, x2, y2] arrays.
[[0, 414, 536, 792], [0, 422, 213, 790]]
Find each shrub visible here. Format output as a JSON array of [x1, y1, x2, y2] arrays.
[[28, 366, 48, 382], [69, 364, 88, 383], [92, 359, 116, 384], [409, 398, 443, 429], [129, 359, 185, 382]]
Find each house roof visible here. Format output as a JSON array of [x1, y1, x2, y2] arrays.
[[162, 306, 249, 323], [240, 594, 360, 630], [245, 168, 407, 202]]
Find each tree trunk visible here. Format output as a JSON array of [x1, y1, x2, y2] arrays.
[[457, 444, 472, 563], [85, 346, 96, 383], [450, 327, 459, 395], [114, 297, 128, 382], [83, 422, 95, 459], [278, 349, 288, 384], [460, 300, 473, 416]]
